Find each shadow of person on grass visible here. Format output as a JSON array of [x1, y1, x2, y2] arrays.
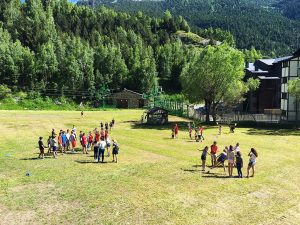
[[75, 160, 110, 164]]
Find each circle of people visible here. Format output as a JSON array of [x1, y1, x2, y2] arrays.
[[172, 123, 258, 178], [37, 119, 120, 163]]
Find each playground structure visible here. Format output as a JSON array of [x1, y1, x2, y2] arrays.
[[142, 107, 169, 125]]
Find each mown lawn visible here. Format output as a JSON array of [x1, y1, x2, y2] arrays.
[[0, 110, 299, 225]]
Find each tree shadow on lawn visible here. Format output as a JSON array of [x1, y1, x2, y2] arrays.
[[131, 121, 217, 131], [245, 128, 300, 136]]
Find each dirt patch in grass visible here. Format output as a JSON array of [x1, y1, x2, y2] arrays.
[[0, 204, 37, 225], [10, 183, 55, 193]]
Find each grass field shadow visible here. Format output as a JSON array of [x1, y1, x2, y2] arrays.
[[131, 121, 218, 131], [245, 128, 300, 136]]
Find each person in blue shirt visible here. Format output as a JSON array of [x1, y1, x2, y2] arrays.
[[61, 131, 67, 153]]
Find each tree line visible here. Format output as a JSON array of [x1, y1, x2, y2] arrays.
[[0, 0, 201, 98]]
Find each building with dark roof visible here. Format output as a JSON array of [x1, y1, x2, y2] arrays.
[[111, 89, 146, 108], [244, 48, 300, 122]]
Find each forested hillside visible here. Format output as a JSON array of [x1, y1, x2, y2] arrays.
[[275, 0, 300, 20], [1, 0, 232, 98], [78, 0, 300, 56]]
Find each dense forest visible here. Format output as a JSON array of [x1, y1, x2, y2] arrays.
[[1, 0, 234, 99], [77, 0, 300, 56]]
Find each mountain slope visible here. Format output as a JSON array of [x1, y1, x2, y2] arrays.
[[77, 0, 300, 56], [275, 0, 300, 20]]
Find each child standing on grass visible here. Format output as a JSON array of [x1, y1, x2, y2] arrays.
[[171, 128, 175, 139], [87, 131, 93, 150], [47, 136, 52, 153], [50, 136, 57, 158], [246, 148, 258, 178], [58, 132, 63, 154], [61, 131, 67, 153], [195, 127, 199, 141], [38, 137, 46, 159], [199, 146, 210, 171], [227, 145, 235, 177], [93, 140, 99, 162], [112, 139, 119, 163], [174, 124, 179, 139], [189, 126, 193, 139], [106, 136, 111, 157], [210, 141, 219, 166], [236, 151, 243, 178], [82, 133, 88, 154], [211, 148, 228, 174], [199, 126, 205, 142], [69, 131, 76, 153]]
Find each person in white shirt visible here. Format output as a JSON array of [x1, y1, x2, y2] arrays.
[[98, 137, 107, 163], [233, 143, 240, 154], [246, 148, 258, 178]]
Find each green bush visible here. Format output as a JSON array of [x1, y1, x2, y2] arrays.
[[0, 85, 12, 100]]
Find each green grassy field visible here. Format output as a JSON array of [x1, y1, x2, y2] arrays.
[[0, 110, 300, 225]]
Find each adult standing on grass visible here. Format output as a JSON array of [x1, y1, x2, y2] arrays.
[[227, 145, 235, 177], [38, 137, 46, 159], [210, 141, 219, 166], [98, 137, 106, 163], [246, 148, 258, 178], [112, 139, 119, 163]]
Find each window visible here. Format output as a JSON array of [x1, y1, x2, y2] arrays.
[[282, 77, 288, 84], [283, 61, 289, 68], [281, 110, 287, 117], [282, 93, 287, 99]]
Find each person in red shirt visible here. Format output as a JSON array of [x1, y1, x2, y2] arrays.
[[82, 133, 88, 154], [199, 126, 205, 142], [105, 130, 109, 140], [95, 131, 100, 142], [210, 141, 219, 166], [87, 131, 93, 150], [174, 124, 179, 138], [57, 132, 63, 153]]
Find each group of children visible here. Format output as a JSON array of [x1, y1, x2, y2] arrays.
[[200, 141, 258, 178], [38, 118, 120, 163]]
